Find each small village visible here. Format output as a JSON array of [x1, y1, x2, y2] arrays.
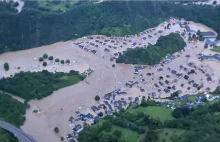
[[64, 18, 220, 141]]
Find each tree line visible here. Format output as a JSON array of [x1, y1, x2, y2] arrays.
[[0, 93, 29, 142], [0, 70, 85, 100]]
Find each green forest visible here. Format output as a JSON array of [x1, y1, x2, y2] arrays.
[[0, 1, 220, 53], [78, 99, 220, 142], [116, 33, 186, 65], [0, 93, 28, 142], [0, 70, 85, 100]]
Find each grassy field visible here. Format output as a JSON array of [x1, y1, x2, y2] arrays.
[[129, 106, 174, 122], [173, 99, 185, 106], [54, 74, 85, 88], [157, 128, 185, 142], [188, 95, 196, 102], [211, 46, 220, 53]]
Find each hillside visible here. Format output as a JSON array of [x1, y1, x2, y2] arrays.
[[0, 1, 220, 53]]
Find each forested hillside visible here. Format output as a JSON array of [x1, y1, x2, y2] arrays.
[[0, 1, 220, 53], [116, 33, 186, 65]]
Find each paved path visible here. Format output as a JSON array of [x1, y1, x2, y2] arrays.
[[0, 120, 36, 142]]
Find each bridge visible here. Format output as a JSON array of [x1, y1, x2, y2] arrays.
[[0, 120, 36, 142]]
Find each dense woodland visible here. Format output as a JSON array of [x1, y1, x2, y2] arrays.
[[78, 100, 220, 142], [0, 2, 220, 53], [0, 93, 28, 142], [116, 33, 186, 65], [0, 70, 85, 100]]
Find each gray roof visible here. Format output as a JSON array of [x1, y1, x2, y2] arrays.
[[201, 32, 216, 38]]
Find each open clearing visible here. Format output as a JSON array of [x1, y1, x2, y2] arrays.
[[129, 106, 174, 122], [211, 46, 220, 53]]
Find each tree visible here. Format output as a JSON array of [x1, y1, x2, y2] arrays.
[[140, 98, 147, 107], [43, 62, 47, 67], [190, 69, 195, 74], [196, 30, 201, 36], [65, 59, 70, 64], [170, 91, 179, 99], [95, 95, 100, 101], [54, 127, 59, 133], [97, 112, 103, 117], [60, 60, 65, 64], [43, 53, 48, 59], [48, 56, 53, 60], [204, 44, 208, 49], [3, 63, 9, 71], [192, 34, 196, 39], [188, 35, 192, 41], [213, 1, 217, 5], [55, 58, 60, 62], [113, 130, 122, 137], [39, 57, 44, 62]]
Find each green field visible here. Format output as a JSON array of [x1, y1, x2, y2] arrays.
[[129, 106, 174, 122], [211, 46, 220, 53], [188, 95, 196, 102], [173, 99, 185, 106]]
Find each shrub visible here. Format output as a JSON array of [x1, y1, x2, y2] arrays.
[[60, 60, 65, 64], [95, 95, 100, 101], [3, 63, 9, 71], [48, 56, 54, 60], [55, 58, 60, 62], [112, 64, 115, 67], [65, 59, 70, 64], [39, 57, 44, 62], [43, 53, 48, 59], [54, 127, 59, 133], [43, 62, 47, 67]]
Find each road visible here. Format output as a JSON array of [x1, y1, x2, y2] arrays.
[[0, 120, 36, 142]]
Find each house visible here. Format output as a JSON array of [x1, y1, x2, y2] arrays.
[[205, 38, 218, 46], [171, 70, 177, 75], [152, 92, 157, 97], [193, 83, 199, 88], [177, 90, 182, 95], [201, 31, 217, 38], [159, 81, 164, 86], [176, 73, 183, 78], [165, 80, 170, 85], [73, 124, 83, 133], [184, 75, 189, 80], [154, 83, 159, 88], [197, 53, 220, 62], [134, 97, 139, 104], [104, 48, 110, 52], [164, 89, 170, 93]]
